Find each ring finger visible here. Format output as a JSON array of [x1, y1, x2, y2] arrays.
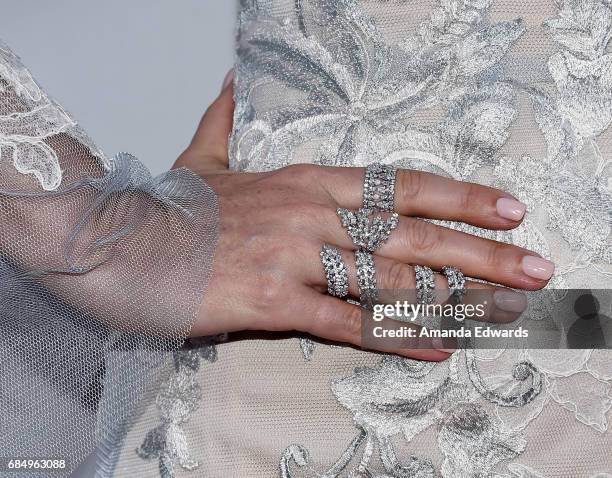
[[306, 243, 527, 324]]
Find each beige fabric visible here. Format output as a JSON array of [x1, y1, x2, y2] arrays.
[[117, 1, 612, 476], [116, 339, 612, 477]]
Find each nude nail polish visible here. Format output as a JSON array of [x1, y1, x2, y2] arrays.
[[221, 68, 234, 91], [493, 289, 527, 313], [522, 256, 555, 280], [496, 198, 526, 221], [432, 336, 456, 354]]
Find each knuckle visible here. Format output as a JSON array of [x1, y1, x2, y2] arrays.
[[253, 268, 286, 310], [404, 219, 440, 255], [485, 242, 509, 271], [282, 163, 315, 182], [337, 305, 364, 338], [243, 236, 295, 311], [399, 170, 425, 203], [385, 262, 414, 290], [282, 203, 320, 232], [460, 182, 483, 214]]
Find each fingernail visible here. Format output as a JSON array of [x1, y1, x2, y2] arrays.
[[496, 198, 526, 221], [522, 256, 555, 280], [432, 336, 456, 354], [221, 68, 234, 91], [494, 289, 527, 312]]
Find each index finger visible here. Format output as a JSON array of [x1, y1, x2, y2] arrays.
[[318, 166, 526, 230]]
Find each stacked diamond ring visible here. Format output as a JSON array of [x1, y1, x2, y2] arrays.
[[337, 207, 399, 253], [442, 266, 466, 302], [362, 163, 397, 212], [320, 244, 349, 298], [415, 265, 436, 305], [355, 250, 377, 306], [322, 163, 399, 302]]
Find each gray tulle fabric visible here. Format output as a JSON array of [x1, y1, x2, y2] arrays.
[[0, 41, 219, 476]]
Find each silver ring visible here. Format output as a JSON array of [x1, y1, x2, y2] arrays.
[[355, 250, 378, 306], [442, 266, 466, 302], [320, 244, 349, 298], [363, 163, 397, 212], [415, 265, 435, 304], [337, 207, 399, 253]]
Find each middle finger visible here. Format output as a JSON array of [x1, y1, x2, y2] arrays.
[[318, 211, 554, 290]]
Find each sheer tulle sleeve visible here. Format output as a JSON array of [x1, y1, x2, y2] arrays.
[[0, 41, 219, 476]]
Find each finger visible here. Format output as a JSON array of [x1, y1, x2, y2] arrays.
[[317, 211, 554, 290], [305, 245, 525, 324], [294, 289, 455, 360], [379, 217, 554, 290], [174, 69, 235, 172], [317, 166, 526, 230]]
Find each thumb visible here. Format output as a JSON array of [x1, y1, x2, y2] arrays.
[[174, 69, 235, 173]]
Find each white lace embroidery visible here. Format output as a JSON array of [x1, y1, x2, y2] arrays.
[[136, 338, 221, 477], [230, 0, 612, 476]]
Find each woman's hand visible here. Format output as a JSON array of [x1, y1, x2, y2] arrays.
[[174, 76, 555, 361]]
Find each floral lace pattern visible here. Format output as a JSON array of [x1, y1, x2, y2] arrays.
[[0, 42, 74, 191], [226, 0, 612, 477], [0, 41, 107, 191], [136, 337, 221, 477]]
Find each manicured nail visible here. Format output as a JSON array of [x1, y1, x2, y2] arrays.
[[496, 198, 526, 221], [522, 256, 555, 280], [432, 336, 456, 354], [494, 289, 527, 313], [221, 68, 234, 91]]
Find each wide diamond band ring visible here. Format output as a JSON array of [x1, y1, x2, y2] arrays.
[[415, 265, 436, 305], [415, 265, 467, 305], [363, 163, 397, 212], [320, 244, 349, 298], [442, 266, 466, 302], [355, 250, 377, 306]]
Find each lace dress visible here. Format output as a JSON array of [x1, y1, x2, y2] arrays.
[[1, 1, 611, 477], [116, 1, 612, 477]]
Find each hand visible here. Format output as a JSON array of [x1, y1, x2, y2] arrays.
[[174, 75, 554, 361]]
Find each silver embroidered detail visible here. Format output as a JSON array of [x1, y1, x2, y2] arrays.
[[232, 0, 525, 174], [136, 338, 220, 477], [280, 428, 436, 478], [299, 337, 317, 361], [466, 354, 543, 407], [438, 403, 526, 477]]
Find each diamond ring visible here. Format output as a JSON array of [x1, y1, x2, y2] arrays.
[[415, 265, 435, 305], [442, 266, 466, 302], [355, 250, 377, 307], [320, 244, 349, 298], [363, 163, 397, 212], [337, 207, 399, 253]]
